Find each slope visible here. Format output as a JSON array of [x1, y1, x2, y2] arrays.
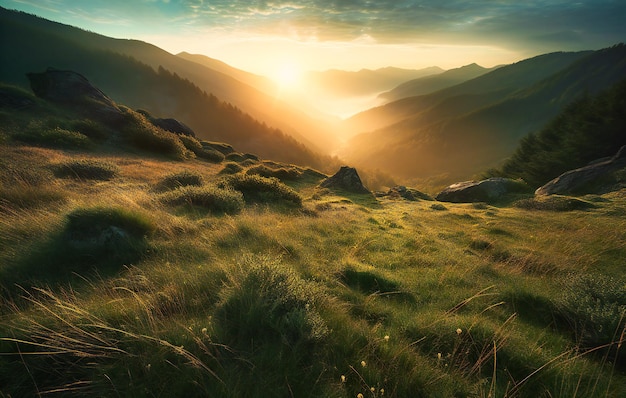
[[341, 45, 626, 183], [379, 63, 494, 102], [0, 7, 338, 152]]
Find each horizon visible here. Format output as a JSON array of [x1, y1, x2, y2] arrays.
[[2, 0, 625, 81]]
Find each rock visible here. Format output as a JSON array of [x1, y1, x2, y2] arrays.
[[436, 177, 528, 203], [26, 67, 123, 121], [320, 166, 370, 194], [535, 146, 626, 195], [137, 110, 196, 137], [377, 186, 433, 201]]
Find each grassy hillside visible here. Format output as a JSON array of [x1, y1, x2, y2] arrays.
[[341, 45, 626, 187], [487, 79, 626, 188], [1, 83, 626, 397], [0, 6, 339, 153]]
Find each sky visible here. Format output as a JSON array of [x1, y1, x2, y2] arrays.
[[2, 0, 625, 78]]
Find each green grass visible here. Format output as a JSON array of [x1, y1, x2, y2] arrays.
[[1, 133, 626, 397], [53, 159, 119, 180]]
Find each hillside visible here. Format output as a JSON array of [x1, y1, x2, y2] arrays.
[[340, 45, 626, 186], [1, 79, 626, 397], [0, 7, 339, 153], [379, 63, 494, 102], [487, 78, 626, 188]]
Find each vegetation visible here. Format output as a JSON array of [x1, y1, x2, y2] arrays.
[[53, 159, 119, 180], [224, 173, 303, 207], [155, 170, 205, 192], [489, 78, 626, 188], [159, 185, 244, 214]]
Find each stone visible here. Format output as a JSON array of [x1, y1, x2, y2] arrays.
[[319, 166, 370, 194], [150, 117, 196, 137], [436, 177, 528, 203], [377, 186, 433, 201], [26, 67, 123, 121], [535, 146, 626, 195]]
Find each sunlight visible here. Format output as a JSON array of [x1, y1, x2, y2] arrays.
[[272, 62, 301, 89]]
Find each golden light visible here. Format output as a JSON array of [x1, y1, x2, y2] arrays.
[[272, 62, 301, 88]]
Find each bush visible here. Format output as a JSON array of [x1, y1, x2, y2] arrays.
[[120, 108, 190, 160], [65, 206, 155, 238], [224, 174, 302, 206], [159, 185, 244, 214], [246, 164, 302, 181], [13, 121, 92, 149], [155, 170, 204, 192], [53, 159, 119, 180], [555, 273, 626, 350], [218, 162, 244, 175], [71, 119, 109, 140], [215, 255, 328, 346]]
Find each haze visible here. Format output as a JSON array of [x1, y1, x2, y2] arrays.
[[3, 0, 625, 118]]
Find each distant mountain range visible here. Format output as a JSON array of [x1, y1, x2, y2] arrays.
[[378, 63, 496, 102], [340, 44, 626, 183]]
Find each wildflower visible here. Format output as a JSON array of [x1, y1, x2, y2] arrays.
[[357, 394, 364, 398], [380, 388, 385, 395], [437, 352, 442, 360], [361, 360, 367, 367], [201, 327, 208, 334], [384, 335, 390, 341], [370, 387, 376, 392], [456, 328, 462, 335], [341, 375, 346, 383]]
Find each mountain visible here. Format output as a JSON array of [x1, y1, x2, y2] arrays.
[[176, 52, 278, 97], [0, 7, 337, 170], [378, 63, 494, 102], [340, 45, 626, 184], [0, 7, 339, 153], [302, 66, 444, 98]]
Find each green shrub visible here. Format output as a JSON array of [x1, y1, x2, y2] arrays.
[[65, 206, 155, 238], [53, 159, 119, 180], [155, 170, 204, 192], [159, 185, 244, 214], [218, 162, 244, 175], [13, 122, 92, 149], [215, 254, 328, 346], [71, 119, 109, 140], [120, 108, 190, 160], [555, 273, 626, 349], [224, 173, 302, 207], [246, 164, 302, 181]]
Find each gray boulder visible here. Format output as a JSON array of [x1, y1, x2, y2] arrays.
[[320, 166, 370, 194], [536, 146, 626, 195], [377, 186, 433, 201], [436, 177, 528, 203], [26, 67, 123, 121]]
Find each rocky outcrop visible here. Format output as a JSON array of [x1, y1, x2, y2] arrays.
[[535, 146, 626, 195], [136, 109, 196, 137], [26, 67, 123, 121], [320, 166, 370, 194], [376, 186, 433, 201], [436, 177, 529, 203]]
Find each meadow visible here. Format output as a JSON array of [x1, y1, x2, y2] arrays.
[[1, 134, 625, 396]]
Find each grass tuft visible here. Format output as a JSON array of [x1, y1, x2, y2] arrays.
[[53, 159, 119, 180], [224, 173, 303, 207], [155, 170, 204, 192], [159, 185, 244, 214]]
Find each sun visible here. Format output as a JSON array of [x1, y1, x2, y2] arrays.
[[273, 62, 301, 88]]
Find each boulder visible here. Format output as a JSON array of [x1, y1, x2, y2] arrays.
[[535, 146, 626, 195], [26, 67, 122, 121], [137, 110, 196, 137], [436, 177, 528, 203], [320, 166, 370, 194]]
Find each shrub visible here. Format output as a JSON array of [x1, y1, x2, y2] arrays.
[[224, 173, 302, 207], [155, 170, 204, 192], [246, 164, 302, 181], [218, 162, 244, 175], [71, 119, 109, 140], [201, 140, 234, 155], [555, 273, 626, 350], [65, 206, 155, 238], [53, 159, 119, 180], [159, 185, 244, 214], [120, 108, 190, 160], [178, 134, 225, 162], [13, 122, 92, 149], [215, 254, 328, 346]]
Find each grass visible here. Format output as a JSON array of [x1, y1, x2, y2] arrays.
[[53, 159, 119, 180], [1, 125, 626, 397]]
